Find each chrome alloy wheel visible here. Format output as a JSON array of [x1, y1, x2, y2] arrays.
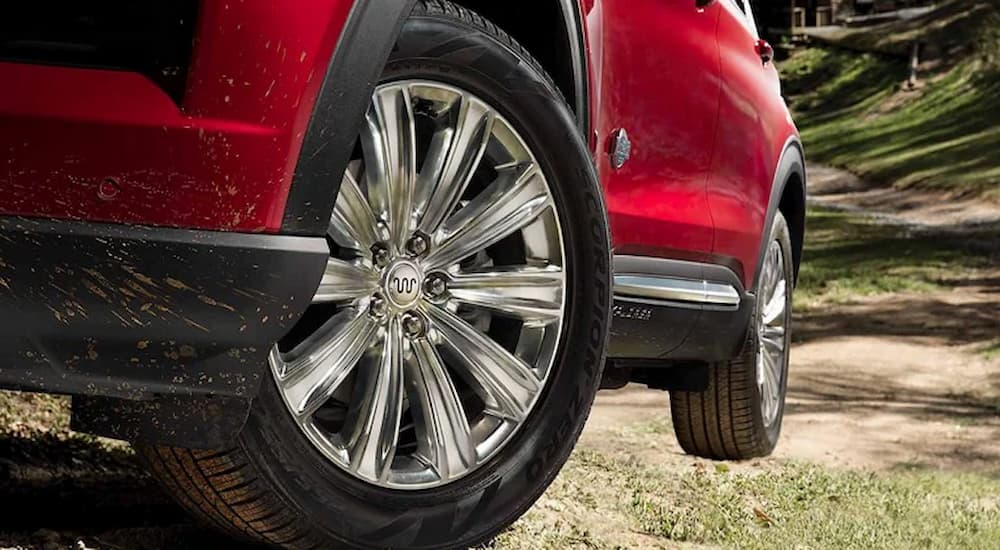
[[756, 240, 788, 429], [269, 81, 566, 489]]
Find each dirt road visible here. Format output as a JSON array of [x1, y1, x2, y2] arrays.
[[586, 285, 1000, 473]]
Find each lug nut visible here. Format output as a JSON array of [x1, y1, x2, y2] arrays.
[[371, 244, 391, 267], [405, 233, 430, 257], [400, 312, 426, 339], [423, 273, 448, 298], [369, 294, 388, 319]]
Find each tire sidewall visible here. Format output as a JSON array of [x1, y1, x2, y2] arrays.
[[236, 9, 611, 550]]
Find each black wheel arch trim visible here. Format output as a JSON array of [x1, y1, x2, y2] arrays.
[[557, 0, 590, 137], [753, 136, 806, 288], [281, 0, 589, 236], [281, 0, 418, 235]]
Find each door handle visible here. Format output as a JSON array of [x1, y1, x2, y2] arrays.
[[756, 39, 774, 65], [696, 0, 717, 8]]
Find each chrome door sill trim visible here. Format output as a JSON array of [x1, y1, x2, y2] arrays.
[[614, 275, 741, 307]]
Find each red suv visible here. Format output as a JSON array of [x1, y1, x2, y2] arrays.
[[0, 1, 804, 547]]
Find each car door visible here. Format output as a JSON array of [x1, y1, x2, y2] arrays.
[[585, 0, 722, 261], [708, 0, 790, 288]]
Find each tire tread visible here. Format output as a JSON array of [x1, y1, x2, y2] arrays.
[[669, 212, 793, 461], [137, 445, 316, 549], [670, 353, 767, 460]]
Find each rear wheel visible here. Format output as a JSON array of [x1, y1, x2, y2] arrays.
[[138, 1, 611, 548], [669, 212, 793, 460]]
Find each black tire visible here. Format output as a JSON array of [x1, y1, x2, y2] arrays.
[[668, 212, 794, 460], [138, 1, 612, 548]]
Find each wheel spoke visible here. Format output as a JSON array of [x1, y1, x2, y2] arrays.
[[766, 247, 783, 300], [414, 94, 494, 235], [773, 245, 784, 278], [426, 305, 541, 421], [425, 164, 551, 270], [448, 266, 563, 324], [312, 258, 379, 304], [347, 318, 405, 482], [759, 352, 777, 405], [756, 241, 788, 429], [762, 279, 786, 325], [759, 340, 783, 416], [768, 349, 784, 398], [407, 338, 476, 479], [276, 310, 378, 417], [361, 85, 417, 249], [761, 325, 785, 355], [330, 170, 380, 252]]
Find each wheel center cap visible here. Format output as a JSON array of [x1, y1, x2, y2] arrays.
[[384, 260, 423, 308]]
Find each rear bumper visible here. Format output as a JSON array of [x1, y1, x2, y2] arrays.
[[0, 217, 328, 399]]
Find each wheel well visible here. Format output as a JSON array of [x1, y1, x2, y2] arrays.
[[778, 172, 806, 281], [450, 0, 584, 130]]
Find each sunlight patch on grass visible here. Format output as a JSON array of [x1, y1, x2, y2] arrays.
[[495, 448, 1000, 550], [780, 1, 1000, 202], [981, 340, 1000, 361], [625, 457, 1000, 549], [795, 207, 994, 306], [793, 58, 1000, 200], [0, 390, 135, 463]]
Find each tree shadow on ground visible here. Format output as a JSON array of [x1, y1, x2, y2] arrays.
[[0, 433, 249, 549], [786, 372, 1000, 420], [784, 368, 1000, 474], [794, 284, 1000, 348]]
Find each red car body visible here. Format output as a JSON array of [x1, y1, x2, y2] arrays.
[[0, 1, 352, 232], [588, 0, 799, 289], [0, 0, 804, 446]]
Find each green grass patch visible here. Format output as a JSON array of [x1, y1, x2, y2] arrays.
[[796, 206, 996, 305], [625, 456, 1000, 549], [981, 340, 1000, 361], [496, 449, 1000, 550], [0, 390, 136, 469], [781, 47, 905, 120]]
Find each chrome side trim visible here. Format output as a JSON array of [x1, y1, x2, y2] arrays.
[[614, 275, 741, 307]]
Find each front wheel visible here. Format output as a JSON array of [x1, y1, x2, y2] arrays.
[[138, 1, 611, 548], [669, 212, 794, 460]]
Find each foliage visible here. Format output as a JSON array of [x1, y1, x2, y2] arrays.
[[780, 0, 1000, 200]]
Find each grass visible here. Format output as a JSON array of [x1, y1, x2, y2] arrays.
[[795, 206, 997, 305], [0, 391, 137, 478], [494, 448, 1000, 550], [780, 1, 1000, 200], [981, 340, 1000, 361]]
